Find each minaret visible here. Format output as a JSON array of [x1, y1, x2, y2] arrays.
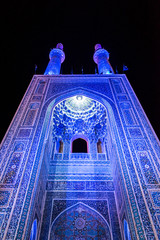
[[44, 43, 65, 75], [93, 44, 114, 74]]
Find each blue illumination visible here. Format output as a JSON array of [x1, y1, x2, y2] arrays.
[[52, 96, 107, 141], [124, 219, 131, 240], [65, 95, 94, 113], [76, 95, 83, 101], [93, 44, 114, 74], [44, 43, 65, 75], [30, 219, 37, 240], [1, 42, 160, 240]]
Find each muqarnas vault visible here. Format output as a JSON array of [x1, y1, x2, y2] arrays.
[[0, 43, 160, 240]]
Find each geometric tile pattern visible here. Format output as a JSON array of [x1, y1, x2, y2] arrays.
[[128, 127, 143, 138], [2, 153, 23, 184], [40, 195, 121, 240], [137, 152, 158, 184], [150, 192, 160, 208], [0, 214, 4, 228], [50, 202, 111, 240], [17, 128, 31, 138], [132, 139, 148, 151], [46, 180, 114, 191], [23, 109, 37, 126], [0, 191, 10, 206]]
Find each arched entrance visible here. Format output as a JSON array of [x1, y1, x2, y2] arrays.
[[72, 138, 88, 153], [49, 203, 111, 240], [51, 94, 108, 156], [39, 90, 122, 239], [32, 88, 132, 240]]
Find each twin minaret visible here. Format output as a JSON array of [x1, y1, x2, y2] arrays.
[[44, 43, 114, 75]]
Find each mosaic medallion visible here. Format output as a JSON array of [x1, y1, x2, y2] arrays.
[[75, 217, 86, 230]]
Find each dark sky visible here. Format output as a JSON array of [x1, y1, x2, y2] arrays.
[[1, 0, 160, 142]]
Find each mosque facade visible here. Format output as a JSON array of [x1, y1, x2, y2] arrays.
[[0, 43, 160, 239]]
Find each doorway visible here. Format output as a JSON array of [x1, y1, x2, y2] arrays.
[[72, 138, 88, 153]]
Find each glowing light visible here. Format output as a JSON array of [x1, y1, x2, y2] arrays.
[[76, 95, 83, 101], [64, 96, 95, 113]]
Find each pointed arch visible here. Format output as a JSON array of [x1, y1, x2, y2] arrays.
[[97, 138, 103, 153], [71, 134, 89, 153], [43, 87, 118, 143], [49, 202, 111, 240], [72, 138, 88, 153]]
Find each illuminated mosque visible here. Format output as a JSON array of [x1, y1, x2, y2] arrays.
[[0, 43, 160, 239]]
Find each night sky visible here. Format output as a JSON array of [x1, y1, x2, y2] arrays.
[[1, 0, 160, 142]]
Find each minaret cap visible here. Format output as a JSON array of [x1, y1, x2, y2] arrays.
[[56, 43, 64, 50], [49, 43, 65, 63], [94, 44, 102, 51]]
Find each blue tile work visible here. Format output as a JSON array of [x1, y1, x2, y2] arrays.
[[0, 214, 4, 228], [17, 128, 32, 138], [122, 109, 136, 125], [120, 103, 136, 126], [0, 74, 159, 240], [137, 152, 158, 184], [0, 76, 46, 239], [35, 80, 46, 94], [114, 176, 123, 212], [40, 197, 118, 239], [150, 192, 160, 208], [110, 76, 160, 239], [54, 153, 63, 160], [117, 94, 128, 101], [32, 95, 42, 101], [45, 77, 112, 101], [40, 193, 53, 240], [13, 142, 27, 152], [2, 153, 23, 184], [112, 79, 125, 94], [23, 109, 37, 126], [107, 192, 122, 240], [98, 153, 106, 160], [46, 181, 114, 191], [128, 127, 143, 138], [45, 191, 110, 200], [50, 202, 111, 239], [132, 139, 148, 151], [0, 191, 10, 206], [63, 153, 69, 160]]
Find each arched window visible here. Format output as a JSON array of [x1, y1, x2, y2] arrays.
[[58, 140, 63, 153], [56, 139, 63, 153], [97, 139, 103, 153], [30, 219, 37, 240], [124, 219, 131, 240], [72, 138, 88, 153]]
